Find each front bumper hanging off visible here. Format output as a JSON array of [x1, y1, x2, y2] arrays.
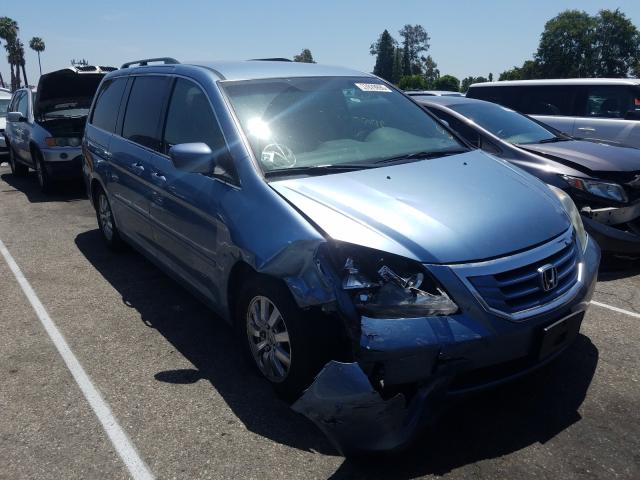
[[292, 361, 449, 456]]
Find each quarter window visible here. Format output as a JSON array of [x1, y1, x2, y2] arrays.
[[91, 78, 127, 133], [122, 76, 170, 151]]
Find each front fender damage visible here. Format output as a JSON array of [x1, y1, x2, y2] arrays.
[[254, 239, 336, 308], [292, 361, 449, 456]]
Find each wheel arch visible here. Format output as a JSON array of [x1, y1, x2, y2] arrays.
[[29, 141, 41, 163]]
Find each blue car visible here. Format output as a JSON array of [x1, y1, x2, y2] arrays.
[[82, 58, 600, 455]]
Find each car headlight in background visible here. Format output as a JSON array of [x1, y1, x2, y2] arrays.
[[548, 185, 588, 253], [562, 175, 628, 203], [45, 137, 81, 148], [333, 243, 458, 319]]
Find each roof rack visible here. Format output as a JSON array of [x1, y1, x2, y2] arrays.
[[121, 57, 180, 69], [249, 58, 292, 62]]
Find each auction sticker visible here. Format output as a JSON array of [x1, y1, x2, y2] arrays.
[[355, 83, 392, 92]]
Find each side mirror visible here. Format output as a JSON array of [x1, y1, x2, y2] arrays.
[[7, 111, 26, 123], [169, 142, 214, 174]]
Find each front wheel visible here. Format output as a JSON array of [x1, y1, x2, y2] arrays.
[[34, 152, 53, 193], [9, 147, 28, 176], [96, 188, 125, 251], [237, 277, 321, 401]]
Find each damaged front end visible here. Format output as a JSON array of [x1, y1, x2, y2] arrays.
[[291, 242, 465, 455], [563, 174, 640, 255]]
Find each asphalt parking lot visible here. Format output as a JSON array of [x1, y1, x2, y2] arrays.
[[0, 163, 639, 480]]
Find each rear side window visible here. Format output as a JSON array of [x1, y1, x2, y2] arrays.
[[467, 86, 520, 109], [583, 86, 635, 119], [91, 78, 127, 133], [122, 76, 170, 151], [518, 86, 576, 116], [163, 79, 226, 154], [468, 85, 577, 116]]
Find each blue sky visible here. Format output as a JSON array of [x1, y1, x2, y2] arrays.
[[3, 0, 640, 85]]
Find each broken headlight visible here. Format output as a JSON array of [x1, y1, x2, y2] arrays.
[[335, 244, 458, 319], [562, 175, 628, 203]]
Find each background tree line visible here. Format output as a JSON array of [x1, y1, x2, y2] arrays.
[[501, 8, 640, 80], [369, 24, 491, 93], [371, 9, 640, 92]]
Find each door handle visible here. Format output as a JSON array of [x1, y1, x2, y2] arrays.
[[130, 162, 145, 173], [577, 127, 596, 132], [152, 172, 167, 183]]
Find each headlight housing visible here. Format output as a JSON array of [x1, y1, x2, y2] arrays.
[[45, 137, 81, 148], [562, 175, 628, 203], [548, 185, 588, 252], [331, 243, 458, 319]]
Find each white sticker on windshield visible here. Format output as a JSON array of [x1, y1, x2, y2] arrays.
[[355, 83, 392, 92]]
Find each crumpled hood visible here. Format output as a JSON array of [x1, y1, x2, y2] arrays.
[[519, 139, 640, 175], [271, 151, 570, 263]]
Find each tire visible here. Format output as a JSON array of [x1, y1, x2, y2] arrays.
[[34, 150, 54, 194], [236, 276, 323, 402], [9, 146, 28, 176], [95, 187, 125, 251]]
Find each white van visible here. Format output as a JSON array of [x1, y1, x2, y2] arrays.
[[467, 78, 640, 148]]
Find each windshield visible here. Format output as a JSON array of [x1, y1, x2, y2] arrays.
[[449, 102, 558, 144], [0, 98, 9, 117], [221, 77, 465, 173]]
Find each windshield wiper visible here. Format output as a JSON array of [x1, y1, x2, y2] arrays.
[[375, 149, 468, 164], [264, 163, 377, 178], [538, 136, 570, 144]]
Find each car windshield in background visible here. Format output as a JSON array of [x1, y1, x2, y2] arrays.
[[221, 77, 465, 174], [0, 98, 9, 117], [449, 102, 559, 145]]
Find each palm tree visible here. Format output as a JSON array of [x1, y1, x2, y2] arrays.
[[29, 37, 45, 76], [6, 41, 22, 89], [17, 40, 28, 87], [0, 17, 20, 89], [0, 40, 5, 88]]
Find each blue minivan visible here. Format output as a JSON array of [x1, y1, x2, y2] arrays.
[[82, 58, 600, 455]]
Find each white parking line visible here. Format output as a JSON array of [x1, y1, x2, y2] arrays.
[[591, 300, 640, 319], [0, 238, 155, 480]]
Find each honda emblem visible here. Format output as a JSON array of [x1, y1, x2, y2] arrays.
[[538, 264, 559, 292]]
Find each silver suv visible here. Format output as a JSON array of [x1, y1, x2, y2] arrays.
[[4, 66, 114, 192], [467, 79, 640, 148]]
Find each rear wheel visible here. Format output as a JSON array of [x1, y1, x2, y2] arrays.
[[236, 277, 322, 402], [96, 187, 125, 251], [9, 147, 28, 176]]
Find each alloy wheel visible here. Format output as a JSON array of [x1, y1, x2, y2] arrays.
[[246, 295, 292, 383], [98, 193, 114, 241]]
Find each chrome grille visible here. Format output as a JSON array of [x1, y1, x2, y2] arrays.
[[468, 241, 578, 314]]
